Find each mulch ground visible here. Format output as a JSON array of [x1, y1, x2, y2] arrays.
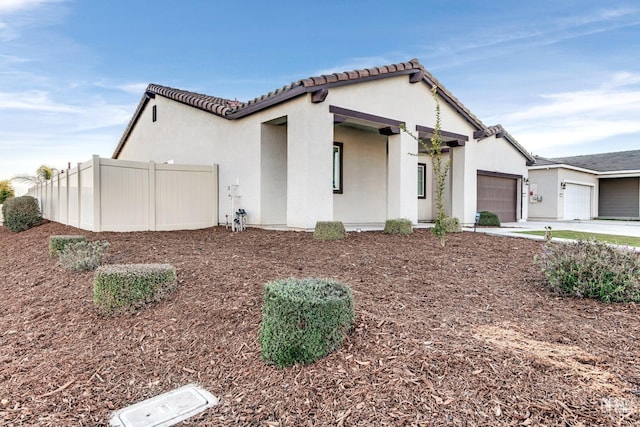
[[1, 221, 639, 426]]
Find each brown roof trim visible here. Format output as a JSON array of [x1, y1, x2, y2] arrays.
[[329, 105, 404, 128], [114, 58, 534, 164], [112, 91, 154, 159], [416, 125, 469, 142]]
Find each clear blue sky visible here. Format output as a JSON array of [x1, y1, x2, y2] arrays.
[[1, 0, 639, 194]]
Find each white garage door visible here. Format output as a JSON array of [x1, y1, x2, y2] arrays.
[[564, 183, 592, 220]]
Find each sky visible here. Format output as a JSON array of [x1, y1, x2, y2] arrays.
[[1, 0, 639, 194]]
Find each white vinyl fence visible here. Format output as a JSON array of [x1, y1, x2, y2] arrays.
[[27, 156, 219, 232]]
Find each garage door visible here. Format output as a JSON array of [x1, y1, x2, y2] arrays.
[[599, 178, 640, 218], [477, 174, 517, 223], [563, 183, 591, 220]]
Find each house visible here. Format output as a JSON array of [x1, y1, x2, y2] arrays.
[[528, 150, 640, 220], [113, 58, 534, 230]]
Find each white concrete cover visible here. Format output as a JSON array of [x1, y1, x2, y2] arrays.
[[109, 384, 218, 427]]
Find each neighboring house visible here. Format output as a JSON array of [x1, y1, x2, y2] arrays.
[[113, 58, 534, 229], [528, 150, 640, 220]]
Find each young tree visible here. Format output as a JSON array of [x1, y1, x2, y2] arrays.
[[401, 86, 451, 246], [0, 180, 15, 204]]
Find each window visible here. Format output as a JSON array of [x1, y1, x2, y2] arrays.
[[333, 142, 343, 194], [152, 105, 157, 122], [418, 163, 426, 199]]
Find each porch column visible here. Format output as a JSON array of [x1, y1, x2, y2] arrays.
[[387, 131, 418, 222], [286, 104, 334, 229], [449, 146, 468, 223]]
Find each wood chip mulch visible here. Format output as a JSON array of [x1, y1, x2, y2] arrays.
[[1, 222, 639, 426]]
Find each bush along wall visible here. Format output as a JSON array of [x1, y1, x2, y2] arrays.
[[2, 196, 42, 232], [259, 277, 354, 367], [93, 264, 177, 315], [313, 221, 347, 241], [383, 218, 413, 235], [477, 211, 500, 227]]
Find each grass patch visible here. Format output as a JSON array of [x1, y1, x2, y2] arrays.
[[516, 230, 640, 247]]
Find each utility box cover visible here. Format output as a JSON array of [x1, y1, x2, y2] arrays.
[[109, 384, 218, 427]]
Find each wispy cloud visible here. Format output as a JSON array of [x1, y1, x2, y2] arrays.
[[0, 90, 79, 112], [423, 7, 640, 70], [502, 72, 640, 151]]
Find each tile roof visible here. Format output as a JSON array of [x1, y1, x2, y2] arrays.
[[535, 150, 640, 172], [114, 58, 534, 163]]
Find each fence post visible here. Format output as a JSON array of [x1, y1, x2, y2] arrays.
[[92, 155, 101, 232], [212, 164, 219, 226], [149, 161, 156, 231], [77, 162, 82, 229]]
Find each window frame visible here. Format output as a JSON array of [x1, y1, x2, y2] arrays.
[[418, 162, 426, 199], [333, 142, 344, 194]]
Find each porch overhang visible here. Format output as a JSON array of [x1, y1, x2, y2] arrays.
[[330, 105, 404, 136], [416, 125, 468, 147]]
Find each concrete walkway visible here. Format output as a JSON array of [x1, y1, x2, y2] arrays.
[[472, 219, 640, 238]]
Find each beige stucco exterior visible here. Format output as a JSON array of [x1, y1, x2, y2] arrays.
[[528, 166, 599, 220], [116, 72, 532, 229]]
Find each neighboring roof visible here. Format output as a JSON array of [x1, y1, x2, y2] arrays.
[[534, 150, 640, 172], [113, 58, 534, 163]]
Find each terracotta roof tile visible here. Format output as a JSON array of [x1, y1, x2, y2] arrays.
[[114, 58, 533, 164]]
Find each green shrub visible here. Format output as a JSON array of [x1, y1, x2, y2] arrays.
[[441, 217, 461, 233], [535, 239, 640, 303], [259, 277, 354, 367], [49, 235, 87, 257], [59, 240, 109, 271], [93, 264, 177, 315], [313, 221, 346, 241], [2, 196, 42, 232], [383, 218, 413, 235], [477, 211, 500, 227]]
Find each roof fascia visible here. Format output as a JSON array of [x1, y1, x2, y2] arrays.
[[528, 163, 598, 174]]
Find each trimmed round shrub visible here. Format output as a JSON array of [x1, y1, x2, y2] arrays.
[[2, 196, 42, 232], [477, 210, 500, 227], [535, 239, 640, 303], [49, 235, 87, 257], [313, 221, 346, 241], [93, 264, 177, 315], [59, 240, 109, 271], [384, 218, 413, 235], [259, 277, 354, 367]]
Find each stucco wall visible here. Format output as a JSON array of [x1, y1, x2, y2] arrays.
[[463, 135, 530, 222], [117, 73, 530, 227], [333, 126, 387, 223], [528, 167, 598, 220]]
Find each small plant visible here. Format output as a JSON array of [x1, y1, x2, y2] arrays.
[[313, 221, 347, 241], [441, 217, 461, 233], [383, 218, 413, 235], [49, 235, 87, 257], [259, 277, 354, 368], [58, 240, 109, 271], [535, 239, 640, 303], [544, 226, 553, 242], [93, 264, 178, 315], [477, 211, 500, 227], [2, 196, 42, 232]]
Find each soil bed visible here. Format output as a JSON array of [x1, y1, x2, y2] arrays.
[[1, 222, 639, 426]]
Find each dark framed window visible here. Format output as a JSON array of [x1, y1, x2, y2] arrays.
[[418, 162, 426, 199], [152, 105, 157, 122], [333, 142, 343, 194]]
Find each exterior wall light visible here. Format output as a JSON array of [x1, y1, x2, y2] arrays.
[[560, 181, 566, 190]]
